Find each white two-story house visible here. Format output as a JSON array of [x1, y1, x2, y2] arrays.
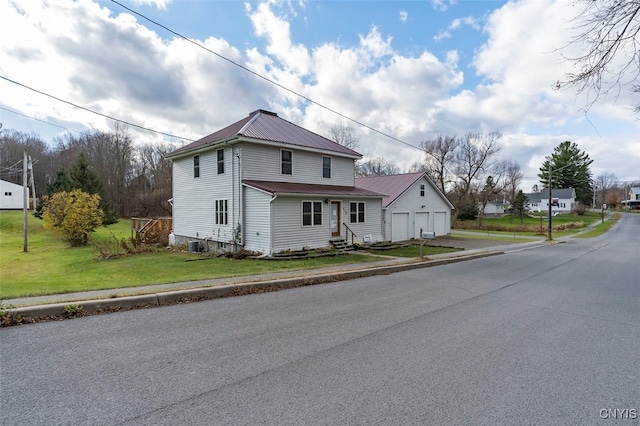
[[166, 110, 384, 255], [524, 188, 576, 214]]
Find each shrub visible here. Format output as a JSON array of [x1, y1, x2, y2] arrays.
[[43, 190, 103, 246]]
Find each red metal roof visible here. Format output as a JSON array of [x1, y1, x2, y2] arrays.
[[243, 180, 384, 197], [355, 172, 426, 207], [167, 110, 362, 158]]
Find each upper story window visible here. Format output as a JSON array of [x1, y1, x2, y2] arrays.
[[217, 149, 224, 174], [193, 155, 200, 178], [350, 202, 365, 223], [302, 201, 322, 226], [420, 184, 425, 197], [322, 156, 331, 179], [281, 150, 292, 175]]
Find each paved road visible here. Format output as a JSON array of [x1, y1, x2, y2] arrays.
[[1, 214, 638, 425]]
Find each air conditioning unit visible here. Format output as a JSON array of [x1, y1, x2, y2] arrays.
[[188, 241, 199, 253]]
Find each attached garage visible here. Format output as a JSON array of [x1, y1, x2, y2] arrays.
[[414, 211, 430, 238], [356, 173, 453, 242], [434, 211, 448, 236], [391, 212, 409, 242]]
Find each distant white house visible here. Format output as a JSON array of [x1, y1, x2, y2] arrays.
[[0, 179, 23, 210], [355, 172, 453, 242], [524, 188, 576, 214], [479, 201, 505, 217], [621, 187, 640, 210]]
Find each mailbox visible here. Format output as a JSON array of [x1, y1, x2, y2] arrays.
[[421, 231, 435, 239]]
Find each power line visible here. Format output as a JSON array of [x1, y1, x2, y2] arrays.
[[109, 0, 422, 153], [0, 75, 194, 142], [0, 106, 84, 134]]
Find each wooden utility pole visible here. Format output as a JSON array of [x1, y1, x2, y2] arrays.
[[28, 156, 36, 212], [23, 149, 28, 252]]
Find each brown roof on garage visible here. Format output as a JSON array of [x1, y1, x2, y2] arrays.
[[167, 110, 362, 158], [243, 180, 384, 197]]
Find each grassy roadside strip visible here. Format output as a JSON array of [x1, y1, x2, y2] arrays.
[[574, 213, 620, 238]]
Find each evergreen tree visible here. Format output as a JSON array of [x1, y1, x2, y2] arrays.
[[538, 141, 593, 204], [68, 152, 118, 224], [69, 152, 104, 195], [512, 190, 529, 223]]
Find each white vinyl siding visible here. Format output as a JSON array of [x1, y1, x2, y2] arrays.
[[243, 186, 271, 254], [242, 143, 355, 185], [381, 176, 452, 240], [172, 149, 235, 243], [272, 197, 328, 252]]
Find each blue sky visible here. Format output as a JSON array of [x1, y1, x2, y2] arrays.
[[1, 0, 638, 191]]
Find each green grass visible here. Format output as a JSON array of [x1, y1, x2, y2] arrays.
[[367, 245, 463, 258], [455, 212, 601, 237], [0, 211, 380, 299], [575, 213, 620, 238]]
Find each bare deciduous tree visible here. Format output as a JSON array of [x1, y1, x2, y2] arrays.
[[558, 0, 640, 112], [451, 131, 503, 218], [327, 124, 360, 150], [594, 171, 618, 207], [356, 157, 401, 177], [420, 135, 458, 194]]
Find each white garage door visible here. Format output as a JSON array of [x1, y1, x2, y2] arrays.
[[391, 212, 409, 242], [434, 211, 447, 236], [415, 212, 430, 238]]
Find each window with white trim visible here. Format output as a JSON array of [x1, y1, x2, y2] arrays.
[[281, 150, 292, 175], [420, 184, 425, 197], [350, 202, 365, 223], [193, 155, 200, 178], [215, 199, 228, 225], [302, 201, 322, 226], [217, 149, 224, 174], [322, 156, 331, 178]]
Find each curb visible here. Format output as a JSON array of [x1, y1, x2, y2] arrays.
[[3, 250, 503, 324]]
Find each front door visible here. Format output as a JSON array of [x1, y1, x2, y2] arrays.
[[330, 201, 341, 237]]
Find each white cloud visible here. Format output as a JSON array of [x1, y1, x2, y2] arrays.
[[131, 0, 172, 10], [0, 0, 637, 187], [399, 10, 408, 23], [430, 0, 456, 12]]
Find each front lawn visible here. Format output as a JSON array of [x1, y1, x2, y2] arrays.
[[0, 211, 380, 299]]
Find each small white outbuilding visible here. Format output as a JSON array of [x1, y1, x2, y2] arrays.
[[0, 179, 24, 210]]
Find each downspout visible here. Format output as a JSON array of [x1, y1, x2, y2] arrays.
[[235, 147, 242, 246], [269, 194, 277, 255]]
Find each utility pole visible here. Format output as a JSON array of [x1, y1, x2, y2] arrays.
[[28, 156, 36, 212], [23, 150, 28, 252]]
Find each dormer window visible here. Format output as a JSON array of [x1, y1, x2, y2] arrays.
[[322, 156, 331, 179], [281, 150, 292, 175]]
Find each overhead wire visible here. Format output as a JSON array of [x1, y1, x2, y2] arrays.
[[0, 76, 195, 142], [0, 106, 85, 134], [109, 0, 423, 153]]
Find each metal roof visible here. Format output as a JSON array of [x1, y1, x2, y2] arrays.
[[243, 180, 384, 198], [524, 188, 576, 202], [167, 110, 362, 159], [355, 172, 455, 209]]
